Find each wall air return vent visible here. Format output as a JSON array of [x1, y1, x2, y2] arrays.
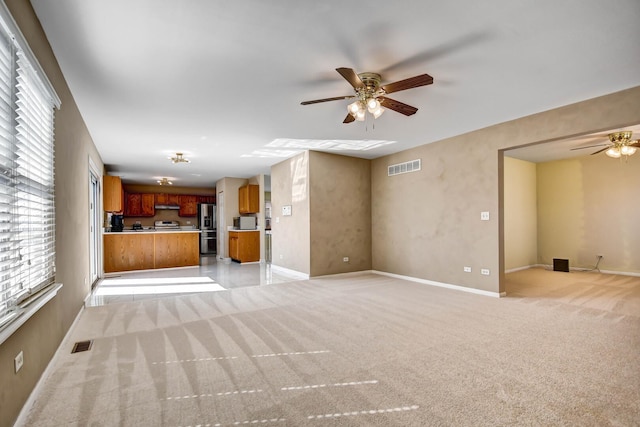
[[388, 159, 421, 176]]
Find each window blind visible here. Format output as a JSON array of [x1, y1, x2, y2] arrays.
[[0, 21, 56, 323]]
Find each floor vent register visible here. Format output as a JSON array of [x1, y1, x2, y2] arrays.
[[71, 340, 93, 354]]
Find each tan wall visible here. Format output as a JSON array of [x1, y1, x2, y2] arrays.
[[0, 2, 104, 426], [372, 86, 640, 294], [271, 152, 310, 274], [537, 154, 640, 273], [309, 151, 372, 276], [504, 157, 538, 270]]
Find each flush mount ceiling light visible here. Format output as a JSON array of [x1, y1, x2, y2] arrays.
[[157, 177, 173, 185], [169, 152, 190, 164]]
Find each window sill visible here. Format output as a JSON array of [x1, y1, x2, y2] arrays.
[[0, 283, 63, 346]]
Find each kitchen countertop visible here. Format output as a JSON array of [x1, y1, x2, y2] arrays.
[[104, 229, 201, 234]]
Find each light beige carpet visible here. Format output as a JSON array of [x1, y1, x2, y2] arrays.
[[20, 268, 640, 426]]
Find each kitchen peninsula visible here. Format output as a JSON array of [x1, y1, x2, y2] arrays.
[[104, 229, 200, 273]]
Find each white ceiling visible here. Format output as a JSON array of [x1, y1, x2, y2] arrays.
[[30, 0, 640, 187]]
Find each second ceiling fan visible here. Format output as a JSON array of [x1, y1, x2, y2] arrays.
[[301, 67, 434, 124]]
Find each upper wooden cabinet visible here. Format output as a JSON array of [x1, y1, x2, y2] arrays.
[[155, 193, 181, 205], [239, 184, 259, 214], [124, 193, 155, 217], [179, 195, 198, 217], [197, 195, 216, 204], [103, 175, 123, 212]]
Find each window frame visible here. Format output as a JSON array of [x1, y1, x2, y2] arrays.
[[0, 1, 61, 345]]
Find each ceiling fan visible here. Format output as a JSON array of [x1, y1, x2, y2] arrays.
[[570, 131, 640, 158], [301, 67, 433, 124]]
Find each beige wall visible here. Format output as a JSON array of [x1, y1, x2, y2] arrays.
[[0, 2, 104, 426], [309, 151, 371, 276], [372, 86, 640, 294], [537, 154, 640, 273], [271, 152, 310, 274], [504, 157, 538, 270], [271, 151, 372, 277]]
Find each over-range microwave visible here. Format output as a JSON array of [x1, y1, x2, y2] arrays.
[[233, 216, 256, 230]]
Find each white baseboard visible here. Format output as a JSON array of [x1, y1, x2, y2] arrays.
[[14, 303, 85, 427], [269, 264, 309, 280], [534, 264, 640, 277], [505, 265, 535, 274], [372, 270, 505, 298], [311, 270, 374, 279]]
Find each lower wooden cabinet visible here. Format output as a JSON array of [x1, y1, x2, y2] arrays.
[[229, 231, 259, 263], [154, 232, 199, 268], [104, 233, 155, 272], [104, 232, 199, 273]]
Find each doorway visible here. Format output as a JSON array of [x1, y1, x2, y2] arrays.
[[89, 161, 101, 287]]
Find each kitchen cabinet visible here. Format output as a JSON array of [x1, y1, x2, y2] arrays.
[[197, 195, 216, 204], [155, 193, 181, 205], [124, 193, 155, 217], [179, 195, 198, 217], [154, 232, 199, 268], [104, 231, 199, 273], [104, 233, 155, 272], [229, 230, 260, 263], [239, 184, 259, 214], [103, 175, 123, 212]]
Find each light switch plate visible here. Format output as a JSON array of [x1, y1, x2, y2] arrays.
[[282, 205, 292, 216]]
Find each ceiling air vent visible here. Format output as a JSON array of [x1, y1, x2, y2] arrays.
[[388, 159, 421, 176]]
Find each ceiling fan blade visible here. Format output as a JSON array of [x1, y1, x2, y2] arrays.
[[343, 114, 355, 124], [381, 74, 434, 94], [629, 141, 640, 147], [570, 143, 608, 151], [591, 147, 609, 155], [301, 95, 354, 105], [336, 67, 364, 89], [379, 97, 418, 116]]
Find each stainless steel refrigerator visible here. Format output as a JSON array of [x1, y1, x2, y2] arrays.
[[197, 203, 216, 254]]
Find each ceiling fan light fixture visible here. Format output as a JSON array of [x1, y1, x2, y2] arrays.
[[355, 110, 366, 121], [620, 145, 637, 156], [372, 106, 385, 119], [157, 177, 173, 185], [347, 101, 361, 115], [366, 97, 379, 111], [605, 147, 621, 158]]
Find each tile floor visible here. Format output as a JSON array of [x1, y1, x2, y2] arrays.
[[87, 256, 304, 307]]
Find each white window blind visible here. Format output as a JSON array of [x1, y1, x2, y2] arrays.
[[0, 17, 56, 325]]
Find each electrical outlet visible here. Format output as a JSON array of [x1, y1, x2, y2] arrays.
[[480, 211, 490, 221], [279, 254, 283, 260], [343, 257, 349, 263], [597, 254, 604, 258], [463, 266, 472, 273], [14, 351, 23, 373], [481, 268, 490, 276]]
